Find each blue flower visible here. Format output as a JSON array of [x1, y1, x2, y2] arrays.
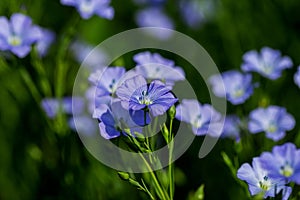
[[116, 75, 178, 117], [60, 0, 114, 20], [248, 106, 295, 141], [175, 99, 223, 137], [241, 47, 293, 80], [133, 51, 185, 87], [294, 66, 300, 88], [260, 143, 300, 184], [209, 70, 253, 105], [237, 157, 292, 200], [89, 67, 126, 96], [0, 13, 41, 58], [93, 100, 142, 139], [133, 0, 166, 6], [221, 115, 241, 141], [135, 7, 174, 40], [36, 27, 55, 57]]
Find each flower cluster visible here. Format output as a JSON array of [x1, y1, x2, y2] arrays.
[[238, 143, 300, 200]]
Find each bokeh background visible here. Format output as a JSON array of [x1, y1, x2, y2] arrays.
[[1, 0, 300, 199]]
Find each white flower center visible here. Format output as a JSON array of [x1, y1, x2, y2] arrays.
[[138, 90, 153, 105], [8, 35, 22, 46], [80, 0, 94, 13], [192, 115, 202, 128], [267, 123, 277, 133], [280, 163, 294, 177], [259, 176, 271, 191], [233, 88, 245, 98]]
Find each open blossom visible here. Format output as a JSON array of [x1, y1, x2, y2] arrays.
[[248, 105, 295, 141], [241, 47, 293, 80], [0, 13, 41, 58], [93, 100, 142, 139], [60, 0, 114, 20], [135, 7, 174, 40], [175, 99, 223, 137], [260, 143, 300, 184], [294, 66, 300, 88], [89, 66, 126, 96], [237, 157, 292, 200], [133, 51, 185, 87], [209, 70, 253, 105], [116, 75, 178, 117]]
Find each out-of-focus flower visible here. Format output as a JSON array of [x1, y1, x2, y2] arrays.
[[133, 51, 185, 87], [41, 97, 84, 119], [60, 0, 114, 20], [89, 66, 126, 96], [241, 47, 293, 80], [0, 13, 41, 58], [179, 0, 216, 29], [71, 40, 108, 69], [221, 115, 241, 141], [36, 27, 55, 57], [237, 157, 292, 200], [93, 100, 141, 139], [260, 143, 300, 184], [68, 115, 97, 136], [209, 70, 253, 105], [133, 0, 166, 6], [116, 75, 178, 117], [248, 106, 295, 141], [294, 66, 300, 88], [175, 99, 223, 137], [135, 7, 174, 40]]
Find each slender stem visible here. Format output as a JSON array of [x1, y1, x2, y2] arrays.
[[138, 152, 169, 200], [168, 118, 174, 200]]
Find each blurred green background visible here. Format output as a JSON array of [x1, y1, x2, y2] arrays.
[[0, 0, 300, 199]]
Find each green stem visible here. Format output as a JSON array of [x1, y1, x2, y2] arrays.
[[138, 152, 169, 200], [168, 118, 174, 200]]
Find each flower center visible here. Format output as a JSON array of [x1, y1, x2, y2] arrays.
[[259, 176, 271, 191], [108, 79, 117, 93], [138, 90, 153, 105], [233, 88, 245, 98], [267, 123, 277, 133], [280, 163, 294, 177], [8, 35, 21, 46], [192, 115, 202, 128], [80, 0, 94, 13]]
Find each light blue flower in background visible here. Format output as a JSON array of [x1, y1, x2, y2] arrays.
[[209, 70, 253, 105], [260, 143, 300, 184], [60, 0, 114, 20], [135, 7, 174, 40], [241, 47, 293, 80], [221, 115, 241, 141], [36, 27, 55, 57], [0, 13, 41, 58], [175, 99, 223, 137], [237, 157, 292, 200], [133, 51, 185, 87], [248, 105, 295, 141], [294, 66, 300, 88]]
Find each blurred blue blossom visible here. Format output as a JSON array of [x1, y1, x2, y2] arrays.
[[241, 47, 293, 80], [135, 7, 174, 40], [260, 143, 300, 184], [68, 115, 97, 136], [36, 27, 55, 57], [294, 66, 300, 88], [209, 70, 253, 105], [133, 0, 166, 6], [0, 13, 41, 58], [175, 99, 223, 137], [221, 115, 241, 141], [179, 0, 216, 29], [248, 106, 295, 141], [89, 66, 126, 96], [93, 100, 141, 139], [237, 157, 292, 200], [116, 75, 177, 117], [133, 51, 185, 87], [60, 0, 114, 20], [41, 97, 84, 119]]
